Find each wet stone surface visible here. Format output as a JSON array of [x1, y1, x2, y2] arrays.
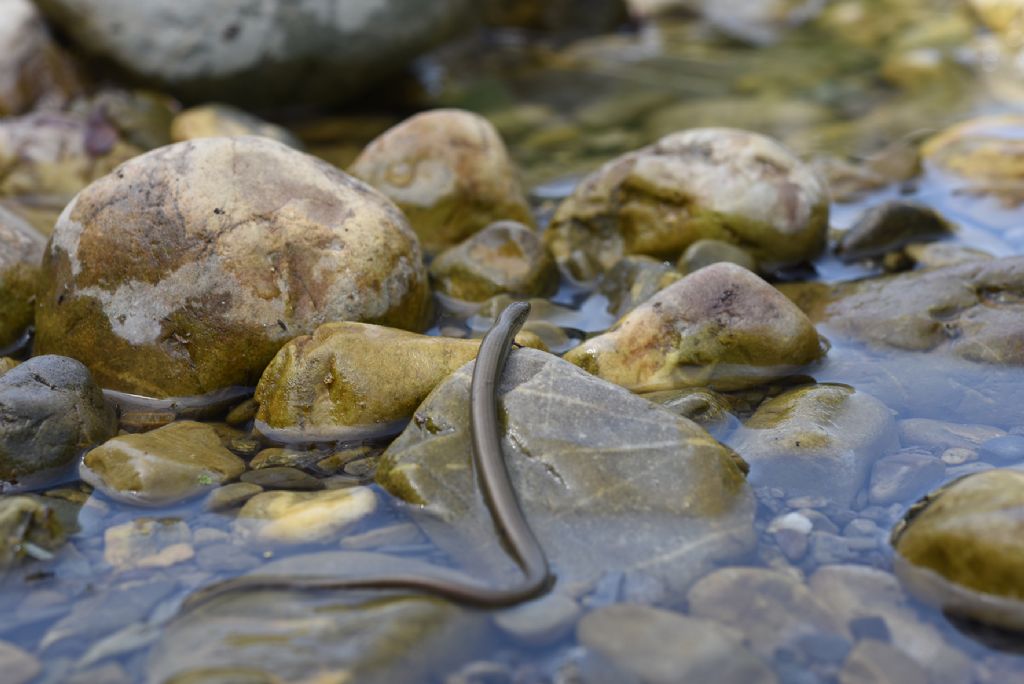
[[3, 3, 1024, 683]]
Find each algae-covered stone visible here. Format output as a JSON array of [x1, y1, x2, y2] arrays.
[[35, 136, 430, 398], [0, 358, 18, 377], [0, 0, 82, 116], [0, 206, 45, 349], [729, 384, 898, 506], [170, 104, 301, 148], [598, 255, 681, 319], [678, 239, 757, 274], [429, 220, 556, 302], [782, 256, 1024, 365], [545, 128, 828, 281], [81, 421, 246, 507], [150, 552, 488, 684], [0, 495, 66, 568], [565, 263, 824, 392], [835, 200, 954, 263], [0, 111, 142, 236], [35, 0, 474, 108], [377, 348, 755, 595], [236, 487, 376, 544], [892, 469, 1024, 630], [350, 109, 534, 253], [0, 355, 116, 488], [578, 604, 776, 684], [256, 323, 484, 441]]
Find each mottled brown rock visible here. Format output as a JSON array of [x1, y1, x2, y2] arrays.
[[545, 128, 828, 281], [35, 136, 431, 398], [0, 205, 44, 349], [429, 220, 555, 302], [565, 263, 824, 391], [256, 323, 483, 440], [350, 109, 534, 253]]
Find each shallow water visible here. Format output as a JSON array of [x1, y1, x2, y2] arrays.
[[5, 6, 1024, 684]]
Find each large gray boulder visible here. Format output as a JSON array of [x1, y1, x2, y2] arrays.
[[34, 0, 476, 107], [376, 348, 756, 597]]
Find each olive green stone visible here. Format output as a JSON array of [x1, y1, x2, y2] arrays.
[[239, 467, 324, 492], [565, 263, 824, 392], [544, 128, 828, 281], [377, 348, 754, 595], [350, 109, 534, 253], [81, 421, 246, 507], [893, 469, 1024, 629], [730, 384, 898, 505], [255, 323, 482, 441], [0, 206, 45, 349], [429, 220, 556, 302], [35, 136, 431, 398]]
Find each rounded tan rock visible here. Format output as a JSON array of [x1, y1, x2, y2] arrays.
[[564, 262, 824, 391], [545, 127, 828, 281], [350, 109, 534, 253], [35, 136, 431, 398]]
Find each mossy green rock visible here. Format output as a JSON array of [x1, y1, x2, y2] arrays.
[[0, 205, 44, 349], [544, 127, 828, 281], [81, 421, 246, 507], [149, 552, 489, 684], [565, 263, 824, 392], [429, 220, 556, 302], [377, 348, 755, 595], [35, 136, 431, 398], [350, 109, 534, 253], [729, 384, 898, 505], [893, 469, 1024, 630], [781, 256, 1024, 364], [256, 323, 483, 441], [0, 355, 116, 488]]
